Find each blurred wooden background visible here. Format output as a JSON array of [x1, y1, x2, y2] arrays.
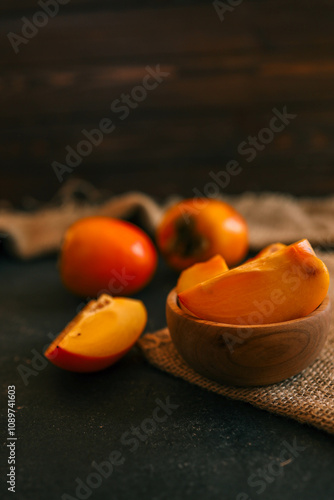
[[1, 0, 334, 204]]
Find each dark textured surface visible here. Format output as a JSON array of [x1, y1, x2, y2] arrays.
[[1, 0, 334, 498], [1, 255, 334, 500], [1, 1, 334, 203]]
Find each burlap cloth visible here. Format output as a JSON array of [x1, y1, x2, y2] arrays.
[[2, 181, 334, 434], [2, 181, 334, 258]]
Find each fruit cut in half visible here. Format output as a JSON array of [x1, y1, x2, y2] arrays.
[[178, 239, 330, 325], [45, 294, 147, 372]]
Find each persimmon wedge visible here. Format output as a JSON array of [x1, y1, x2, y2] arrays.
[[176, 254, 229, 294], [176, 254, 229, 316], [246, 242, 287, 263], [45, 294, 147, 372], [178, 239, 329, 325]]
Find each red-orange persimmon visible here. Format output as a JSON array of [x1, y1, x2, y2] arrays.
[[60, 217, 157, 297]]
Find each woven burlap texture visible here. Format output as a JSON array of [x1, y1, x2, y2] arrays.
[[2, 182, 334, 258], [139, 251, 334, 436]]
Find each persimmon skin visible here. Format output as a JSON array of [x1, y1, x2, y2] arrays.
[[60, 217, 157, 297], [44, 346, 130, 373], [178, 239, 329, 325], [156, 198, 248, 271]]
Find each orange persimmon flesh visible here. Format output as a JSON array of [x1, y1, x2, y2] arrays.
[[246, 242, 287, 263], [45, 294, 147, 372], [178, 239, 329, 325], [176, 254, 229, 316], [176, 254, 229, 294]]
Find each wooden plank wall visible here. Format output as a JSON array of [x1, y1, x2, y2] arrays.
[[1, 0, 334, 203]]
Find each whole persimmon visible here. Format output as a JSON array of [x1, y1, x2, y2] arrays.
[[156, 198, 248, 270], [60, 217, 157, 297]]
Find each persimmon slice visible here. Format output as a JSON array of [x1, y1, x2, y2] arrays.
[[45, 294, 147, 372], [176, 255, 229, 294], [178, 239, 329, 325]]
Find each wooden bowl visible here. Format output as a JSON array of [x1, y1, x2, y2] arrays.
[[166, 288, 331, 386]]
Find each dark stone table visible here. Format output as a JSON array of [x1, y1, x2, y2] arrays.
[[1, 254, 333, 500]]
